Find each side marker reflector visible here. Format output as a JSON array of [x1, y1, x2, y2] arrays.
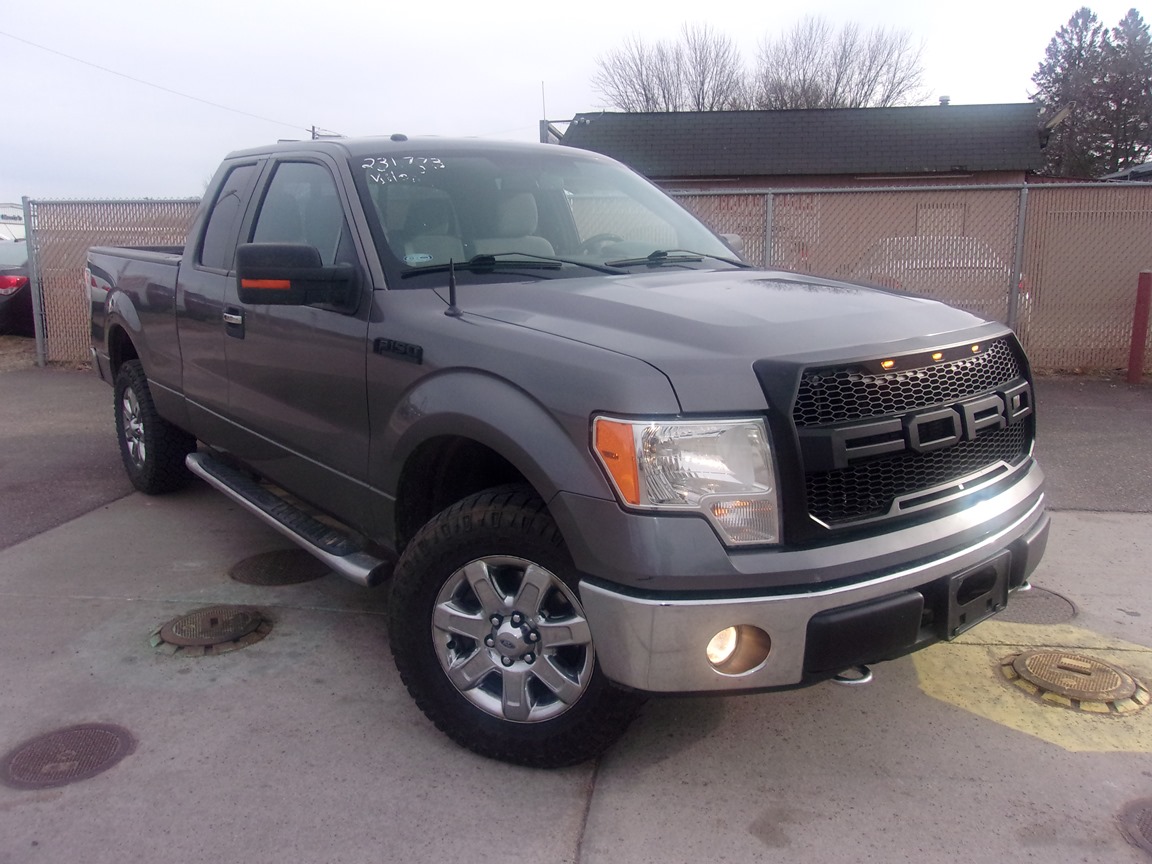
[[240, 279, 291, 290]]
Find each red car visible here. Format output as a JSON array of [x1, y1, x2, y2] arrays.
[[0, 240, 33, 336]]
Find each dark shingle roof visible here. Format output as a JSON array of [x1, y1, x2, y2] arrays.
[[1103, 161, 1152, 181], [560, 104, 1043, 178]]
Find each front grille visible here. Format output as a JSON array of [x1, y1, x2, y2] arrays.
[[806, 425, 1027, 523], [792, 338, 1031, 526], [793, 339, 1021, 427]]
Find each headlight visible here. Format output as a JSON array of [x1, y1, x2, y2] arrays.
[[592, 416, 780, 545]]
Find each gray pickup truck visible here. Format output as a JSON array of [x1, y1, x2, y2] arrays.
[[89, 136, 1048, 767]]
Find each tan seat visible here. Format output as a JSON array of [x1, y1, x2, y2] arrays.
[[403, 197, 464, 265], [473, 193, 554, 258]]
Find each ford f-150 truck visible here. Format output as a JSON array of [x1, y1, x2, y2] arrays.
[[89, 136, 1048, 767]]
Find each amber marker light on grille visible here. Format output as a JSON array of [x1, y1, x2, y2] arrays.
[[592, 418, 641, 504], [931, 351, 944, 361], [880, 359, 896, 370], [971, 344, 981, 353]]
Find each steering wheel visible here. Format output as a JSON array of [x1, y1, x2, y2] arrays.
[[576, 233, 624, 255]]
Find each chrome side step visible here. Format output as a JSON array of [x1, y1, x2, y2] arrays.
[[186, 452, 392, 587]]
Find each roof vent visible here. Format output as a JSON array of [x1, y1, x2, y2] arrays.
[[939, 96, 951, 106], [391, 133, 409, 142]]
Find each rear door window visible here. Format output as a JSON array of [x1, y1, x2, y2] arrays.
[[199, 163, 259, 271]]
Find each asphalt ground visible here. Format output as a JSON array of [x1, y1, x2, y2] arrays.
[[1, 346, 1150, 864]]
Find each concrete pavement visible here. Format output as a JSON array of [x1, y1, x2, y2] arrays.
[[1034, 376, 1152, 512], [0, 364, 132, 550], [0, 362, 1150, 864]]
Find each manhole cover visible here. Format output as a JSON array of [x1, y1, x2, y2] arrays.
[[998, 586, 1076, 624], [0, 724, 135, 790], [152, 605, 271, 656], [230, 548, 329, 585], [1120, 798, 1152, 855], [1000, 650, 1150, 713]]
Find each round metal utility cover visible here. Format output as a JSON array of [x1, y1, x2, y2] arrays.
[[1000, 650, 1149, 714], [1013, 650, 1137, 701], [1119, 798, 1152, 855], [997, 587, 1076, 624], [229, 549, 329, 586], [158, 605, 264, 647], [0, 724, 135, 790]]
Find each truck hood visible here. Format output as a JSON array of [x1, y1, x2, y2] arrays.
[[447, 269, 1002, 412]]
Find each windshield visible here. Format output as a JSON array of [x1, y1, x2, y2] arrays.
[[348, 144, 738, 284]]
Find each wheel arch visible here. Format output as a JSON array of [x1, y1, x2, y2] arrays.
[[380, 370, 614, 553], [394, 436, 530, 550], [106, 322, 140, 380]]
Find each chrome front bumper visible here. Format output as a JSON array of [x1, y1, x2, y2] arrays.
[[579, 479, 1048, 693]]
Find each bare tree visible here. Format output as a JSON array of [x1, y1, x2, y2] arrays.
[[592, 36, 674, 112], [593, 24, 747, 112], [753, 16, 927, 109], [681, 24, 749, 110]]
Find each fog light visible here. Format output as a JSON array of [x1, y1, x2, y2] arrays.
[[705, 624, 772, 676], [707, 627, 739, 665]]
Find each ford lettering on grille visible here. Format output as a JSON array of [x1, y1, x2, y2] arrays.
[[798, 380, 1033, 473]]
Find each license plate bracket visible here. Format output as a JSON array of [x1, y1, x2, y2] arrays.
[[945, 552, 1010, 639]]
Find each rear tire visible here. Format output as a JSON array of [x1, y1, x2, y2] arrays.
[[389, 485, 645, 768], [114, 360, 195, 494]]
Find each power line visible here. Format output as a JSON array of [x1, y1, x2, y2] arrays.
[[0, 28, 314, 134]]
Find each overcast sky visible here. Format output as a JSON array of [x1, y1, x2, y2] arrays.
[[2, 0, 1144, 203]]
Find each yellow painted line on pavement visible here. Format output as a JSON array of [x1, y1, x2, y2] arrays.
[[912, 620, 1152, 753]]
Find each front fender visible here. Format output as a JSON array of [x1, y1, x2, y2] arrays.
[[375, 368, 612, 504]]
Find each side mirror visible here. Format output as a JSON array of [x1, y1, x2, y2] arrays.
[[720, 233, 745, 256], [236, 243, 356, 307]]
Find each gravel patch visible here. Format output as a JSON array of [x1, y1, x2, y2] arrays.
[[0, 336, 36, 372]]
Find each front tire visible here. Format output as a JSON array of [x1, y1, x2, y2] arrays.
[[389, 486, 645, 768], [113, 360, 195, 494]]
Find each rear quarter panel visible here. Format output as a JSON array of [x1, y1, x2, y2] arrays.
[[89, 246, 184, 401]]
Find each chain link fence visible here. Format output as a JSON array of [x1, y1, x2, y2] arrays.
[[22, 199, 199, 364], [21, 185, 1152, 372], [670, 183, 1152, 372]]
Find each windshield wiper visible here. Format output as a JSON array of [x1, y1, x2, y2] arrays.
[[604, 249, 750, 269], [400, 252, 625, 278], [400, 254, 558, 278], [481, 251, 627, 274]]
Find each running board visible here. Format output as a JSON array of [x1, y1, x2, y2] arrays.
[[186, 452, 392, 587]]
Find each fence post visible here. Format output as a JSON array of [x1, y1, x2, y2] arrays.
[[1007, 186, 1029, 330], [763, 193, 774, 269], [1128, 271, 1152, 385], [20, 197, 46, 368]]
